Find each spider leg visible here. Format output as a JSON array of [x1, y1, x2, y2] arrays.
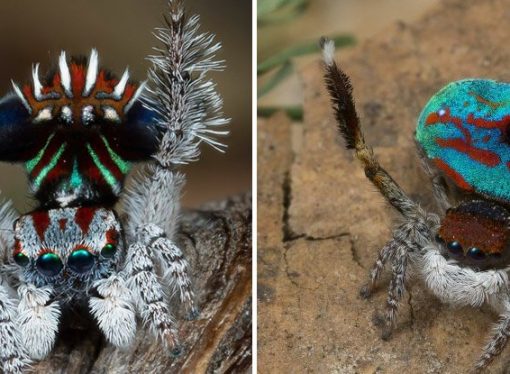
[[17, 284, 60, 360], [118, 0, 228, 352], [363, 221, 426, 339], [124, 242, 180, 353], [0, 201, 27, 373], [321, 37, 438, 339], [475, 302, 510, 370], [122, 166, 196, 313], [360, 240, 397, 299], [0, 282, 29, 374], [321, 38, 421, 219], [89, 275, 136, 348], [140, 223, 194, 314], [152, 236, 195, 315], [381, 242, 409, 340]]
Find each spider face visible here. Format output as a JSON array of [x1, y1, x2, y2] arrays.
[[13, 206, 121, 282], [436, 200, 510, 270]]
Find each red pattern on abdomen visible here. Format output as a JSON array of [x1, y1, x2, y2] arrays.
[[433, 158, 473, 191]]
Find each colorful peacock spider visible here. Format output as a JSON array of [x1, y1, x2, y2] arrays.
[[0, 1, 228, 372], [321, 37, 510, 370]]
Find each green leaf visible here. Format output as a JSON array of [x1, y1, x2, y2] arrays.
[[258, 0, 308, 25], [257, 105, 304, 121], [258, 61, 293, 98], [258, 34, 355, 75], [258, 0, 302, 19]]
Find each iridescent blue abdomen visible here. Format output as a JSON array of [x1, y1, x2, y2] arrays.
[[416, 79, 510, 201]]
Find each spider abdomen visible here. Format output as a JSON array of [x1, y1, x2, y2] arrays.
[[26, 129, 131, 207], [416, 79, 510, 201], [1, 50, 161, 208]]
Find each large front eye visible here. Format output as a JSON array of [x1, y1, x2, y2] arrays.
[[447, 241, 463, 257], [467, 247, 486, 260], [36, 253, 63, 277], [68, 248, 95, 273]]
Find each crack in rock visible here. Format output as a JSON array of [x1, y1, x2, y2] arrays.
[[284, 232, 351, 243], [282, 171, 297, 242], [283, 245, 300, 288]]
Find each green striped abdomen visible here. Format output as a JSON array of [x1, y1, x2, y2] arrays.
[[25, 132, 132, 207]]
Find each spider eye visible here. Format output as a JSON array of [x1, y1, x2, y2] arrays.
[[446, 241, 463, 256], [467, 247, 486, 260], [101, 243, 117, 258], [14, 252, 29, 267], [68, 248, 95, 273], [36, 253, 63, 277]]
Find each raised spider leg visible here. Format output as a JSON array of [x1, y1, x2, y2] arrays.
[[119, 0, 227, 352], [124, 242, 180, 353], [321, 39, 442, 339], [321, 37, 423, 218], [0, 281, 29, 374], [89, 274, 136, 348], [17, 283, 60, 360]]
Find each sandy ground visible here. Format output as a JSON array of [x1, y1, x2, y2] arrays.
[[258, 0, 510, 372]]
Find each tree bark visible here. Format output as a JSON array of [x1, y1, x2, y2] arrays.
[[32, 193, 252, 374]]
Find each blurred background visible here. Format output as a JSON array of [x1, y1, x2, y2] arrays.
[[0, 0, 251, 211], [258, 0, 439, 119]]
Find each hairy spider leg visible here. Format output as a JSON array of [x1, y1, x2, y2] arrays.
[[321, 37, 433, 338]]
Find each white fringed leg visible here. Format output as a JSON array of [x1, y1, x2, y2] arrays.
[[124, 242, 179, 352], [122, 165, 196, 349], [89, 275, 137, 348], [143, 224, 195, 314], [117, 0, 229, 351], [0, 282, 28, 374], [17, 284, 60, 360]]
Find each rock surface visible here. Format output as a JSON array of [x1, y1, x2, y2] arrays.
[[32, 194, 252, 374], [258, 0, 510, 372]]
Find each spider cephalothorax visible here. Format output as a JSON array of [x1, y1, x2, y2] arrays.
[[13, 206, 122, 290], [437, 200, 510, 269], [2, 50, 159, 208], [321, 37, 510, 370], [0, 1, 227, 373]]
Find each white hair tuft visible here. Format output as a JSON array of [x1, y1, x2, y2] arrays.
[[83, 48, 99, 97], [59, 51, 73, 98]]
